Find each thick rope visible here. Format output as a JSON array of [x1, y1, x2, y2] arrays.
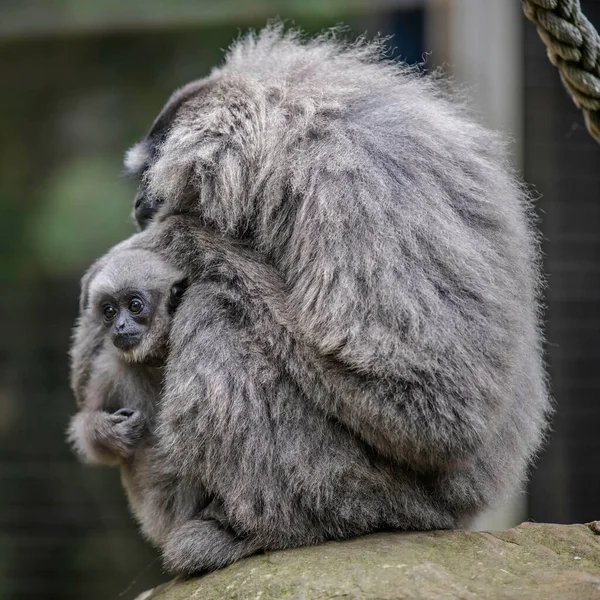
[[522, 0, 600, 143]]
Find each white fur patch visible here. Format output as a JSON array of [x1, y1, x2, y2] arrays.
[[124, 142, 150, 176]]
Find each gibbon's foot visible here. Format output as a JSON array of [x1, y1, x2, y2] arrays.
[[162, 518, 260, 575]]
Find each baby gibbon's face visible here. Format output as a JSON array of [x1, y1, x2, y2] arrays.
[[100, 289, 152, 353], [84, 246, 189, 364], [94, 278, 187, 363]]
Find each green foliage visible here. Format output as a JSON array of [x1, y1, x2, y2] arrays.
[[30, 156, 136, 275]]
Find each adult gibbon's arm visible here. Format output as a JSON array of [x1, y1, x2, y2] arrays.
[[134, 216, 517, 470]]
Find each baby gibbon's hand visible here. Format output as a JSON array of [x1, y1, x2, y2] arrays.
[[68, 409, 147, 466]]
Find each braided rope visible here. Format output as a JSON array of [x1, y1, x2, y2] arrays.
[[522, 0, 600, 143]]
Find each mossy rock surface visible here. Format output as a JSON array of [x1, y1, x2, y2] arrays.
[[138, 522, 600, 599]]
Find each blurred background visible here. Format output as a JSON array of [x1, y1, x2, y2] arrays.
[[1, 0, 599, 598]]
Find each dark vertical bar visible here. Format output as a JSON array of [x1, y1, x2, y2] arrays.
[[524, 1, 600, 523]]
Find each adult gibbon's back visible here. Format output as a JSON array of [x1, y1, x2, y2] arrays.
[[123, 26, 550, 559]]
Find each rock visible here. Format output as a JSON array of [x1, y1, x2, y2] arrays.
[[137, 522, 600, 599]]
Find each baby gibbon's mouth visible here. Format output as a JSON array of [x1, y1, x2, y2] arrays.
[[113, 332, 142, 351]]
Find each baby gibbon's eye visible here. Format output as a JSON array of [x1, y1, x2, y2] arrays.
[[128, 298, 144, 314], [103, 305, 117, 320]]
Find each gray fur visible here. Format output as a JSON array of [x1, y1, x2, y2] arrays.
[[67, 245, 186, 521], [74, 26, 550, 574]]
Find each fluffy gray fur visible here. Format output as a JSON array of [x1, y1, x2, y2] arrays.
[[73, 26, 550, 574], [68, 244, 188, 518]]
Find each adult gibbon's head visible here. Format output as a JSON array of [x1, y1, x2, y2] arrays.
[[124, 26, 437, 249], [124, 26, 531, 377]]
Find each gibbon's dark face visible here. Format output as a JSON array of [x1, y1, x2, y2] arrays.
[[100, 290, 153, 352], [125, 80, 215, 231], [134, 190, 164, 230], [98, 281, 187, 353]]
